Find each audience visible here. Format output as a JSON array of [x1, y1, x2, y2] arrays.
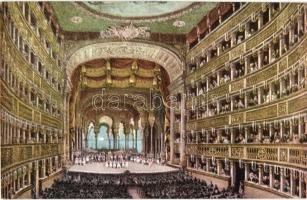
[[41, 170, 241, 199]]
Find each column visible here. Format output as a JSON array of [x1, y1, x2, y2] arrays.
[[258, 87, 262, 105], [258, 50, 263, 69], [206, 159, 210, 172], [35, 161, 39, 198], [148, 113, 155, 157], [17, 126, 21, 144], [49, 157, 52, 174], [268, 43, 273, 63], [231, 32, 236, 47], [245, 23, 250, 38], [42, 160, 46, 177], [290, 170, 295, 196], [230, 129, 235, 143], [259, 165, 263, 185], [280, 168, 284, 192], [230, 161, 236, 186], [141, 122, 146, 155], [289, 121, 293, 139], [217, 71, 220, 86], [180, 92, 186, 167], [279, 34, 284, 56], [244, 127, 249, 143], [16, 171, 20, 192], [298, 117, 302, 139], [195, 157, 199, 169], [217, 160, 221, 175], [268, 4, 272, 20], [269, 123, 273, 138], [217, 43, 222, 56], [299, 172, 303, 198], [9, 123, 12, 144], [3, 122, 7, 144], [258, 12, 263, 28], [230, 63, 235, 80], [258, 125, 263, 142], [21, 169, 25, 189], [269, 166, 273, 188], [230, 96, 234, 111], [280, 121, 284, 138]]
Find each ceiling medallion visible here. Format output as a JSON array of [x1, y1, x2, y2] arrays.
[[70, 16, 83, 24], [100, 23, 150, 41], [173, 20, 186, 27]]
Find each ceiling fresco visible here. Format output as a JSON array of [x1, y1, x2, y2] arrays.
[[81, 2, 194, 18], [51, 2, 217, 34]]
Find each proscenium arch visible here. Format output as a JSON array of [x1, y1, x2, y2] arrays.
[[66, 41, 184, 83]]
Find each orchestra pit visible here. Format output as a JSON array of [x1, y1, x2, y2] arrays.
[[1, 1, 307, 199]]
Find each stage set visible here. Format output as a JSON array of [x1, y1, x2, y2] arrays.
[[69, 150, 175, 174]]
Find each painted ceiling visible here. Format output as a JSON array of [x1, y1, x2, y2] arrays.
[[51, 1, 217, 34], [82, 2, 193, 18]]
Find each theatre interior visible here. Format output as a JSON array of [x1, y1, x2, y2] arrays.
[[1, 1, 307, 199]]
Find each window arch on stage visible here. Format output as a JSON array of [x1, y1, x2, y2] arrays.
[[87, 122, 96, 149], [136, 129, 142, 153], [97, 124, 109, 149], [118, 123, 125, 150], [109, 128, 114, 149]]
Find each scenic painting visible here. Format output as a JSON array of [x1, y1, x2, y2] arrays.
[[0, 1, 306, 199]]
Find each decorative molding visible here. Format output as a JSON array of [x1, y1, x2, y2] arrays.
[[100, 23, 150, 41], [66, 41, 184, 84], [186, 144, 307, 169]]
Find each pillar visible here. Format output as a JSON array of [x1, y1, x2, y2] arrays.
[[180, 92, 186, 167], [259, 165, 263, 185], [148, 112, 155, 157], [290, 170, 295, 196], [244, 127, 249, 143], [269, 166, 273, 188], [280, 168, 284, 192], [35, 161, 39, 198], [245, 163, 249, 181], [258, 125, 263, 142], [230, 161, 236, 186]]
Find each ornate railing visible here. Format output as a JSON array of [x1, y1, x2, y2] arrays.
[[1, 18, 63, 103], [28, 2, 61, 54], [7, 3, 61, 77], [186, 143, 307, 169], [186, 37, 307, 107], [186, 89, 307, 130], [1, 143, 64, 172], [0, 80, 63, 128], [187, 4, 301, 82], [187, 3, 263, 58]]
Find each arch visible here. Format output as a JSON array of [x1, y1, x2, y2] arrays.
[[66, 41, 184, 83], [87, 122, 96, 149], [97, 124, 109, 149], [98, 115, 113, 128]]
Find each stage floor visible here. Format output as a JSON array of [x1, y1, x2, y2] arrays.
[[68, 162, 178, 174]]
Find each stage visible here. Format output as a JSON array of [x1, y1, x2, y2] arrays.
[[68, 162, 179, 174]]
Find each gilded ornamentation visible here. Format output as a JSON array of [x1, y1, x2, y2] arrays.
[[277, 102, 288, 116], [279, 148, 288, 162], [100, 23, 150, 40], [246, 105, 277, 121], [231, 147, 244, 158], [231, 113, 244, 124], [66, 42, 183, 82], [187, 4, 262, 58], [288, 94, 307, 114]]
